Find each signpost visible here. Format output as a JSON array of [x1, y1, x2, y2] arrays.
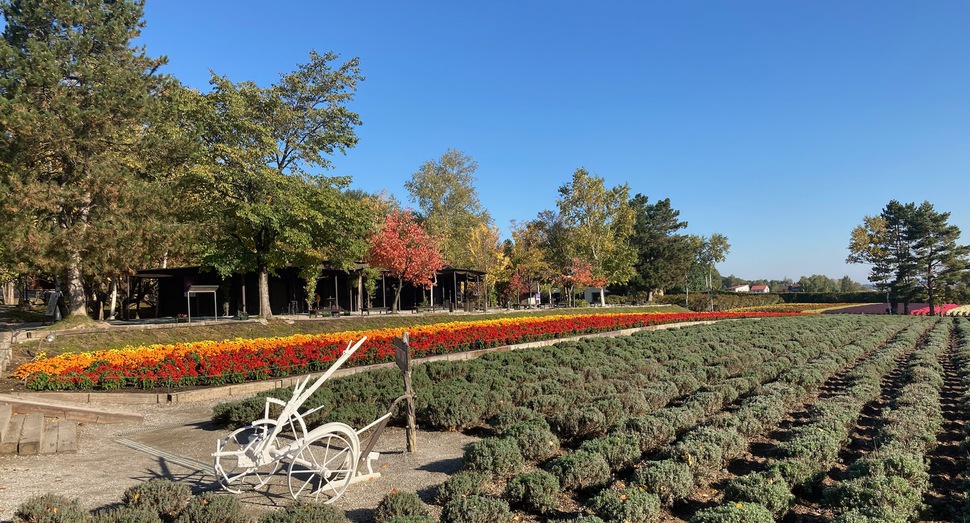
[[393, 332, 417, 452]]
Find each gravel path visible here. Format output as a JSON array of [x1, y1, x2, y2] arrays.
[[0, 399, 478, 522]]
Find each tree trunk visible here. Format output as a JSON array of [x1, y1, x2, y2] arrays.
[[64, 249, 87, 318], [108, 279, 118, 320], [599, 286, 606, 307], [392, 279, 403, 312], [258, 268, 273, 319]]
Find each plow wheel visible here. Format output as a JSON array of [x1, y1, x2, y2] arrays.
[[287, 423, 360, 503], [214, 416, 305, 492]]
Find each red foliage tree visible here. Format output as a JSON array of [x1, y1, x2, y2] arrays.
[[501, 269, 532, 307], [558, 257, 608, 306], [366, 210, 444, 311]]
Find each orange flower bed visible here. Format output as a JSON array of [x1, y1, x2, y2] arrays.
[[13, 311, 796, 390]]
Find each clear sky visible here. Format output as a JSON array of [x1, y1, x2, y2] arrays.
[[137, 1, 970, 284]]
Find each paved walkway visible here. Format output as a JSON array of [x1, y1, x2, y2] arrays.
[[0, 397, 476, 522]]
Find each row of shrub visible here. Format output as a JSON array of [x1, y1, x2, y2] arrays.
[[954, 318, 970, 521], [213, 316, 857, 432], [636, 318, 907, 517], [822, 318, 949, 522], [11, 479, 353, 523], [433, 318, 913, 522], [693, 318, 941, 521]]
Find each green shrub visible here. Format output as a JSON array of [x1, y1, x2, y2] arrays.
[[548, 450, 612, 491], [174, 492, 247, 523], [490, 407, 546, 433], [832, 509, 886, 523], [14, 494, 88, 523], [435, 472, 487, 505], [123, 479, 193, 521], [212, 397, 269, 428], [256, 503, 350, 523], [381, 517, 435, 523], [462, 437, 524, 479], [91, 507, 163, 523], [823, 475, 924, 521], [502, 422, 560, 461], [579, 433, 642, 471], [418, 381, 486, 430], [553, 406, 607, 440], [439, 495, 511, 523], [504, 470, 560, 514], [586, 487, 662, 523], [570, 517, 606, 523], [689, 502, 775, 523], [373, 491, 429, 523], [633, 460, 695, 505], [723, 471, 793, 516]]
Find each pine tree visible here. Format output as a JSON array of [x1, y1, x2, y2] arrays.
[[0, 0, 171, 318]]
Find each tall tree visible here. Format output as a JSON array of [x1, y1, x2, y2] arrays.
[[697, 233, 730, 311], [405, 149, 491, 268], [0, 0, 174, 318], [627, 195, 690, 299], [466, 223, 507, 308], [905, 201, 969, 315], [848, 200, 968, 314], [508, 219, 553, 302], [192, 52, 369, 318], [366, 210, 444, 312], [556, 168, 636, 306]]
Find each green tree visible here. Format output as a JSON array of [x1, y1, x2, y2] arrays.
[[796, 274, 840, 293], [847, 200, 967, 314], [466, 223, 507, 308], [698, 233, 730, 311], [0, 0, 176, 319], [192, 52, 370, 318], [627, 195, 690, 299], [405, 149, 491, 268], [556, 168, 636, 306], [905, 201, 969, 315]]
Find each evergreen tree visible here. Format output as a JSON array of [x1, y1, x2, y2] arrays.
[[848, 200, 969, 315], [0, 0, 175, 318], [627, 195, 690, 299]]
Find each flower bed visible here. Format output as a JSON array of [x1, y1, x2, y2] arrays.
[[13, 311, 794, 391], [910, 303, 959, 316]]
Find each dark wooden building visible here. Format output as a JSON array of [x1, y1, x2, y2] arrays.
[[135, 265, 486, 318]]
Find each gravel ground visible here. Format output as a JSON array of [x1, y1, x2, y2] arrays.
[[0, 399, 478, 522]]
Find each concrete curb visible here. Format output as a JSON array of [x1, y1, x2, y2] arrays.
[[6, 320, 717, 406]]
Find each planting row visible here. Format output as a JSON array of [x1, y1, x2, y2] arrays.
[[696, 317, 948, 522], [9, 478, 436, 523], [210, 315, 926, 522], [13, 310, 795, 390]]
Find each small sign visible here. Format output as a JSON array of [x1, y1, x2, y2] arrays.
[[44, 291, 61, 323], [393, 333, 411, 372]]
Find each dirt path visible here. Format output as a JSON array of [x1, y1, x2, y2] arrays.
[[0, 399, 478, 522], [922, 333, 966, 523]]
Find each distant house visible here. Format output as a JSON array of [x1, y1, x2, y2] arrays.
[[788, 283, 803, 292], [750, 284, 770, 293], [728, 284, 750, 293]]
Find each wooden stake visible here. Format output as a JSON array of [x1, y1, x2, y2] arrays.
[[393, 332, 417, 452]]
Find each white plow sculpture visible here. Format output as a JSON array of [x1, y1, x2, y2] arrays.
[[212, 337, 404, 503]]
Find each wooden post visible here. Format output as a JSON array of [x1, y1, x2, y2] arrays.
[[393, 332, 417, 452]]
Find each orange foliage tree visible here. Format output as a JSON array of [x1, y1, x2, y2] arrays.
[[366, 210, 444, 311]]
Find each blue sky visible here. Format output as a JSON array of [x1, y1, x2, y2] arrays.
[[138, 1, 970, 283]]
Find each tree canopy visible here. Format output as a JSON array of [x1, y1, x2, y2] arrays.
[[366, 209, 444, 312], [191, 51, 370, 318], [847, 199, 969, 314], [556, 168, 636, 306], [0, 0, 186, 318], [405, 149, 491, 268]]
